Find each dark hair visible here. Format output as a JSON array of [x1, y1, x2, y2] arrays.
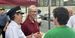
[[10, 16, 15, 20], [38, 9, 41, 14], [53, 7, 69, 25], [10, 13, 20, 20]]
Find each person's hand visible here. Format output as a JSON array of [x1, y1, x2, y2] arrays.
[[26, 32, 43, 38], [3, 22, 9, 32], [3, 27, 7, 32], [26, 35, 32, 38], [33, 32, 42, 38]]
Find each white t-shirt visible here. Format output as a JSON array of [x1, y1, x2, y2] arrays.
[[5, 21, 26, 38], [67, 15, 75, 29]]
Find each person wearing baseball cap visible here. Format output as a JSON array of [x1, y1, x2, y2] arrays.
[[5, 6, 26, 38]]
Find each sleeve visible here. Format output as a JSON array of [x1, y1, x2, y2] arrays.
[[5, 28, 19, 38], [17, 29, 26, 38], [67, 16, 73, 28]]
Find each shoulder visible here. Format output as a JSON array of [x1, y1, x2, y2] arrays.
[[44, 29, 54, 38], [68, 15, 75, 22], [44, 28, 57, 38], [7, 21, 17, 30], [70, 15, 75, 19], [44, 27, 64, 37], [7, 22, 14, 30]]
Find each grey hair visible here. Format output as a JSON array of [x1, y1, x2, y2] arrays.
[[28, 5, 37, 13]]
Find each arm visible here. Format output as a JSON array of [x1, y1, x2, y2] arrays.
[[26, 32, 42, 38], [32, 32, 42, 38], [26, 34, 32, 38], [44, 30, 53, 38], [17, 29, 26, 38], [3, 22, 9, 31], [5, 28, 18, 38], [3, 15, 10, 32], [44, 33, 51, 38]]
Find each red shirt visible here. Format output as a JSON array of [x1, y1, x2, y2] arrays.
[[21, 16, 39, 36]]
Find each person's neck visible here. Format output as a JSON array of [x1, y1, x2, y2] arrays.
[[29, 16, 35, 23], [56, 24, 65, 27]]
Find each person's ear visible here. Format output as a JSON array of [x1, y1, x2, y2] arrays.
[[14, 14, 18, 17], [53, 17, 58, 25]]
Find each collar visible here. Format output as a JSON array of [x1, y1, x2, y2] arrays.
[[27, 15, 36, 23], [55, 25, 68, 29]]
